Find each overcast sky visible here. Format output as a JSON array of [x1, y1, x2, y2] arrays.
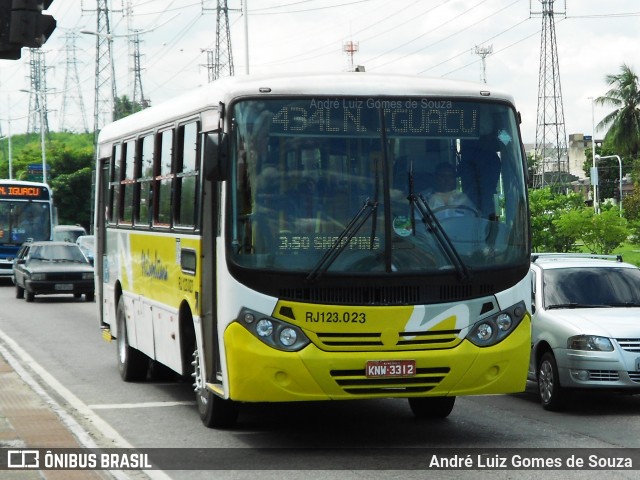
[[1, 0, 639, 144]]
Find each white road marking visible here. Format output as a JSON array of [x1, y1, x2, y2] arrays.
[[89, 401, 196, 410], [0, 328, 173, 480]]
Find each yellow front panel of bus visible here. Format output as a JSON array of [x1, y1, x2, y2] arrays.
[[272, 301, 465, 352], [223, 302, 530, 402]]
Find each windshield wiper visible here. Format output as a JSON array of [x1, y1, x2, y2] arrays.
[[409, 193, 471, 282], [306, 199, 378, 283], [603, 302, 640, 308], [546, 303, 603, 310]]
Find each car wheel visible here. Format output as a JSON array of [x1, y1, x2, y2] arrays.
[[193, 349, 238, 428], [25, 290, 35, 302], [116, 296, 148, 382], [16, 285, 24, 299], [85, 292, 95, 302], [537, 351, 566, 411], [408, 396, 455, 419]]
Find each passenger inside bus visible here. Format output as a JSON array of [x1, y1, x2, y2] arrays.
[[458, 112, 503, 220], [250, 164, 291, 253]]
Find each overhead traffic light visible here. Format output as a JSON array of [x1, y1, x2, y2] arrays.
[[0, 0, 56, 60], [0, 0, 21, 59]]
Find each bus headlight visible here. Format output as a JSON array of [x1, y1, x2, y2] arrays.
[[466, 301, 527, 347], [237, 307, 310, 352], [279, 328, 298, 346], [256, 319, 274, 337]]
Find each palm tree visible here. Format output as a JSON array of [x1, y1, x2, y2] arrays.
[[595, 64, 640, 158]]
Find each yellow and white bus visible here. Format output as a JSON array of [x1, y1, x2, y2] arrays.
[[95, 73, 531, 428]]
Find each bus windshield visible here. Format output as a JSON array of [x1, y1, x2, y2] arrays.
[[0, 202, 52, 244], [228, 97, 528, 276]]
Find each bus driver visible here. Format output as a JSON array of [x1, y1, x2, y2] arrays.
[[425, 162, 475, 218]]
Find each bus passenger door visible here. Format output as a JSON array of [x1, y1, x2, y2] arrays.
[[96, 158, 110, 328]]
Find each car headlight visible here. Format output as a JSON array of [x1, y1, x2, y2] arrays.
[[31, 273, 46, 281], [466, 301, 527, 347], [237, 307, 310, 352], [82, 272, 94, 280], [567, 335, 613, 352]]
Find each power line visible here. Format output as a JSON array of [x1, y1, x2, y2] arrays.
[[366, 0, 517, 71], [532, 0, 569, 190], [250, 0, 377, 15], [59, 32, 89, 132]]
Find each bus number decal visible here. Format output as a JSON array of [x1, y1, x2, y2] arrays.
[[305, 311, 366, 324], [178, 276, 194, 293]]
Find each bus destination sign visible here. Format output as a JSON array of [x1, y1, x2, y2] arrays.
[[0, 185, 50, 201]]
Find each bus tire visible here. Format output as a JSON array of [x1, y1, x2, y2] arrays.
[[408, 396, 455, 419], [16, 285, 24, 299], [116, 297, 148, 382], [192, 349, 238, 428], [537, 352, 566, 411]]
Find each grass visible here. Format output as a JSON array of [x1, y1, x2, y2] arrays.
[[573, 242, 640, 266], [611, 243, 640, 266]]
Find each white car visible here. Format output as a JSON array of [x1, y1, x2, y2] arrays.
[[529, 253, 640, 410]]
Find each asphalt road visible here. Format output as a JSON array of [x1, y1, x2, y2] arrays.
[[1, 278, 639, 480]]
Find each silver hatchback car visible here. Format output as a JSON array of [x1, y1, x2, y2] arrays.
[[529, 253, 640, 410]]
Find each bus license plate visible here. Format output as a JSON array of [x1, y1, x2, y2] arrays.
[[55, 284, 73, 291], [366, 360, 416, 378]]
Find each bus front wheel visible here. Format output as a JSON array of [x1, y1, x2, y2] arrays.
[[192, 349, 238, 428], [116, 297, 148, 382], [408, 396, 455, 419]]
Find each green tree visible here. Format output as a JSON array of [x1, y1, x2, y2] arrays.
[[529, 188, 584, 252], [595, 64, 640, 158], [6, 132, 95, 231], [114, 95, 145, 120], [50, 167, 94, 231], [555, 207, 628, 254]]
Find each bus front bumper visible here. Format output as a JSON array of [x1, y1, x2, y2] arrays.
[[223, 317, 530, 402]]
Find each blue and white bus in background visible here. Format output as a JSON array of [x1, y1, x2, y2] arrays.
[[0, 180, 54, 276]]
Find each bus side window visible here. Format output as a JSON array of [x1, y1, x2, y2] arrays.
[[120, 139, 135, 225], [110, 144, 122, 225], [175, 122, 200, 228], [154, 129, 174, 227], [136, 134, 154, 226]]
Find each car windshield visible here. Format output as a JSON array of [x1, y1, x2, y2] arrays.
[[54, 228, 86, 243], [78, 236, 95, 251], [30, 245, 88, 263], [543, 266, 640, 308]]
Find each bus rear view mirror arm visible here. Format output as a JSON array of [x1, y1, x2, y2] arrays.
[[203, 132, 229, 181]]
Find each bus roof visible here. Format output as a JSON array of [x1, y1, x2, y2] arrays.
[[98, 72, 517, 145], [0, 179, 50, 187]]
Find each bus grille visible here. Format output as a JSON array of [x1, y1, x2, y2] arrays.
[[616, 338, 640, 353], [315, 330, 461, 350], [330, 367, 450, 395], [279, 284, 494, 305]]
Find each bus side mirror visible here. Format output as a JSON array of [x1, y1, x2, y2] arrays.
[[203, 132, 229, 181]]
